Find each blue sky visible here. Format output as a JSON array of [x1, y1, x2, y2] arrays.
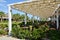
[[0, 0, 27, 13], [0, 0, 40, 20]]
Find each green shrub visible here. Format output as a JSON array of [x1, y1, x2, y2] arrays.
[[0, 24, 8, 29], [12, 26, 31, 39], [12, 25, 49, 40], [31, 28, 41, 40], [31, 25, 49, 40], [0, 24, 8, 35], [12, 26, 20, 37], [0, 29, 7, 35], [18, 29, 31, 39], [47, 30, 60, 40], [39, 25, 49, 32]]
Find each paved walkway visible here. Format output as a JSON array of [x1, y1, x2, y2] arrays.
[[0, 36, 20, 40], [0, 36, 50, 40]]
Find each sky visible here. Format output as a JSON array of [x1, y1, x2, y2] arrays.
[[0, 0, 40, 20], [0, 0, 27, 13]]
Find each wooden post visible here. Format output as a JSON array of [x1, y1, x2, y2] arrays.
[[37, 17, 39, 22], [56, 4, 60, 30], [25, 13, 27, 26], [8, 6, 12, 36], [56, 10, 59, 30], [32, 16, 34, 24]]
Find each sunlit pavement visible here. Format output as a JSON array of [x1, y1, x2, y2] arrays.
[[0, 36, 20, 40]]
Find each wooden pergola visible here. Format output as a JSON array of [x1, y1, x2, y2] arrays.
[[8, 0, 60, 35]]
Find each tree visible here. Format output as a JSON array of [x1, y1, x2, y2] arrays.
[[20, 14, 25, 21], [21, 14, 30, 22], [12, 13, 30, 21], [12, 13, 20, 21], [0, 11, 5, 22]]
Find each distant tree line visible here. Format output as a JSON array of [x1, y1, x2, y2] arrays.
[[0, 11, 31, 22]]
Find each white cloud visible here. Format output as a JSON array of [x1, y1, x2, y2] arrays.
[[0, 0, 6, 2]]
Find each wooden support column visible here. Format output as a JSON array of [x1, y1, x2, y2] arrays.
[[39, 17, 40, 21], [56, 4, 60, 30], [56, 10, 59, 30], [32, 16, 34, 24], [37, 17, 39, 22], [8, 6, 12, 36], [54, 15, 56, 23], [25, 13, 27, 26]]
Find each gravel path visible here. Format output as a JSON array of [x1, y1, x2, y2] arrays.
[[0, 36, 21, 40]]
